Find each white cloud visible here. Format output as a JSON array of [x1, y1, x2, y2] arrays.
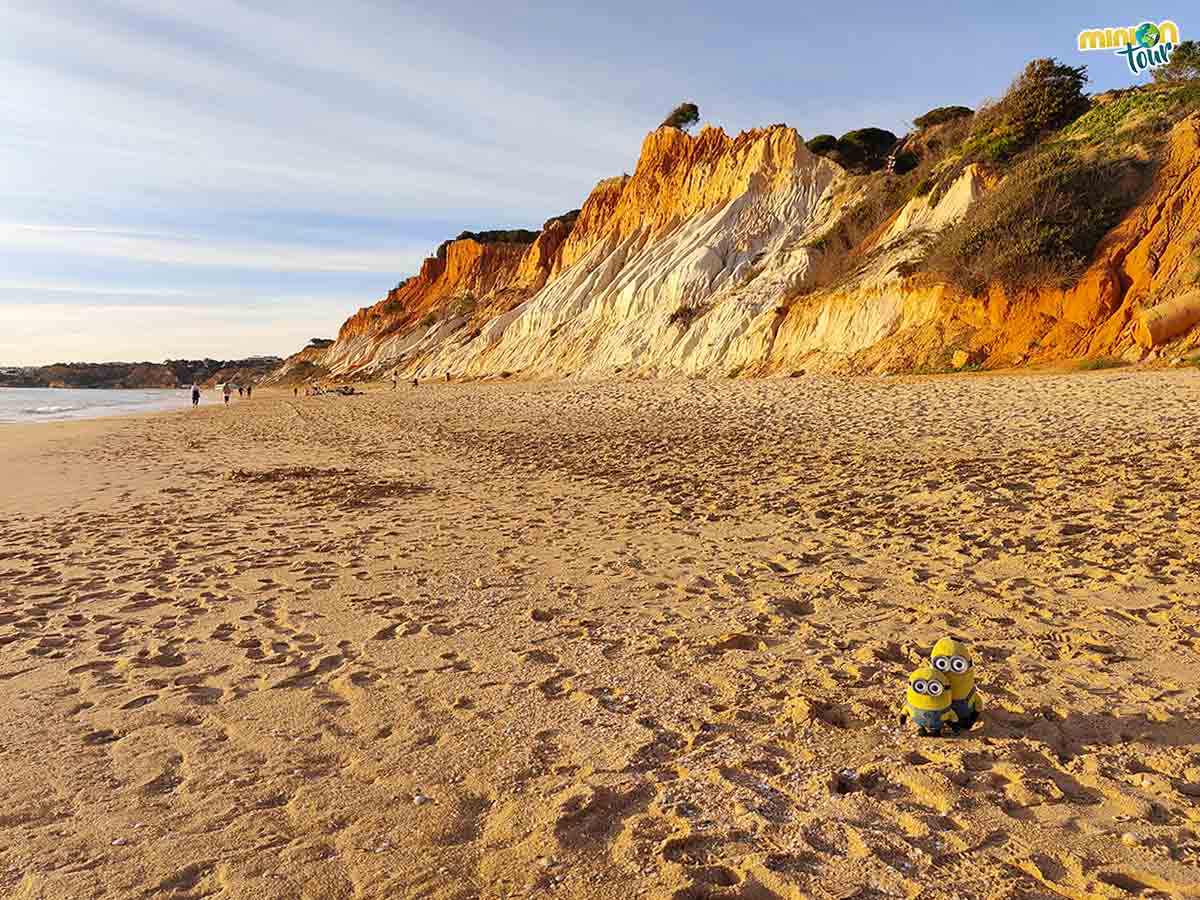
[[0, 4, 643, 224], [0, 0, 951, 366], [0, 279, 208, 298], [0, 222, 429, 273]]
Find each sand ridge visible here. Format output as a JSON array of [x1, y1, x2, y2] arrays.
[[1, 373, 1199, 899]]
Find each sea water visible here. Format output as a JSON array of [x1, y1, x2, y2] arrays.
[[0, 387, 194, 424]]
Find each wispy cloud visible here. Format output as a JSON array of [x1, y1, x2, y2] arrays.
[[0, 0, 1145, 365], [1, 222, 428, 273], [0, 279, 209, 298]]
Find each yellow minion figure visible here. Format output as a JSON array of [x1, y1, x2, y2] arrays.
[[899, 667, 958, 736], [930, 636, 983, 731]]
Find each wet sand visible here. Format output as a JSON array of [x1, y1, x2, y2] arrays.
[[1, 372, 1199, 899]]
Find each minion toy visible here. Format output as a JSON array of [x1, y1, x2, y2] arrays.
[[899, 667, 958, 736], [930, 637, 983, 731]]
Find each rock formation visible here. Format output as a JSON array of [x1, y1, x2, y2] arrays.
[[271, 104, 1200, 384]]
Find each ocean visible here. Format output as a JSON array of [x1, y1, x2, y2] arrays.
[[0, 387, 195, 424]]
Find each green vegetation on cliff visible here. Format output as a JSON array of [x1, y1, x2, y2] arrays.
[[1153, 40, 1200, 83], [806, 127, 898, 172], [794, 55, 1200, 302], [924, 149, 1138, 294], [661, 102, 700, 131], [913, 105, 974, 128], [960, 58, 1090, 162], [921, 73, 1199, 295]]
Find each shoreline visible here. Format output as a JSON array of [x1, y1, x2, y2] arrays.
[[3, 361, 1195, 426]]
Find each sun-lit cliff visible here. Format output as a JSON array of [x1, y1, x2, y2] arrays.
[[269, 80, 1200, 385]]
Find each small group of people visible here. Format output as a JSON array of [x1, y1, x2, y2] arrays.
[[222, 382, 251, 404], [189, 382, 253, 407], [295, 382, 360, 397]]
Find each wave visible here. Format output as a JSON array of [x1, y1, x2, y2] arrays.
[[23, 405, 82, 415]]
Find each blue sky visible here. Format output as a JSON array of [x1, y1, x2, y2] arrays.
[[0, 1, 1181, 364]]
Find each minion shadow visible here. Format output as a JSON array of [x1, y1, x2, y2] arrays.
[[984, 707, 1200, 757]]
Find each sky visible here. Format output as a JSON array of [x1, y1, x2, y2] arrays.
[[0, 0, 1181, 365]]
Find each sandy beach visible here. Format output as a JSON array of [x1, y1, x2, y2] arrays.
[[2, 372, 1199, 900]]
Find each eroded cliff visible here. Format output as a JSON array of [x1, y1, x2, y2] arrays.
[[273, 92, 1200, 384]]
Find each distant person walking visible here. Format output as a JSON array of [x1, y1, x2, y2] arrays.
[[237, 384, 244, 397], [246, 384, 253, 399], [293, 386, 298, 397], [223, 383, 232, 405], [191, 383, 200, 407]]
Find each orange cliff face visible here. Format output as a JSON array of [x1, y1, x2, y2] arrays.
[[271, 124, 847, 381], [339, 240, 524, 341], [271, 175, 631, 381], [270, 113, 1200, 384], [320, 236, 537, 376], [952, 115, 1200, 366], [555, 125, 818, 272]]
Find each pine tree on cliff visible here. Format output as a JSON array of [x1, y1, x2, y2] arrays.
[[1152, 41, 1200, 82], [661, 102, 700, 132]]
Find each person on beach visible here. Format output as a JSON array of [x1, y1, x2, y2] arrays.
[[246, 384, 253, 399], [191, 383, 200, 407], [294, 386, 298, 397], [223, 383, 232, 405], [237, 384, 244, 397]]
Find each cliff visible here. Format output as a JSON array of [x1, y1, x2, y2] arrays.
[[1, 357, 283, 390], [274, 83, 1200, 384]]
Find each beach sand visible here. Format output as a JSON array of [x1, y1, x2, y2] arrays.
[[1, 372, 1199, 899]]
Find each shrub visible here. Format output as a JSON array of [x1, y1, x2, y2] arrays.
[[837, 128, 898, 170], [962, 59, 1090, 162], [806, 134, 838, 154], [1078, 357, 1130, 371], [1153, 40, 1200, 83], [893, 151, 919, 174], [661, 102, 700, 131], [453, 229, 538, 245], [452, 293, 478, 318], [840, 128, 899, 159], [914, 105, 974, 128], [668, 301, 710, 329], [420, 312, 438, 329], [923, 149, 1143, 295], [806, 128, 898, 172]]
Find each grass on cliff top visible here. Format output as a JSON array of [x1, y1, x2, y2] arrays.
[[787, 118, 974, 300], [1053, 82, 1200, 153], [791, 64, 1199, 304], [913, 77, 1200, 297], [921, 148, 1149, 296]]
